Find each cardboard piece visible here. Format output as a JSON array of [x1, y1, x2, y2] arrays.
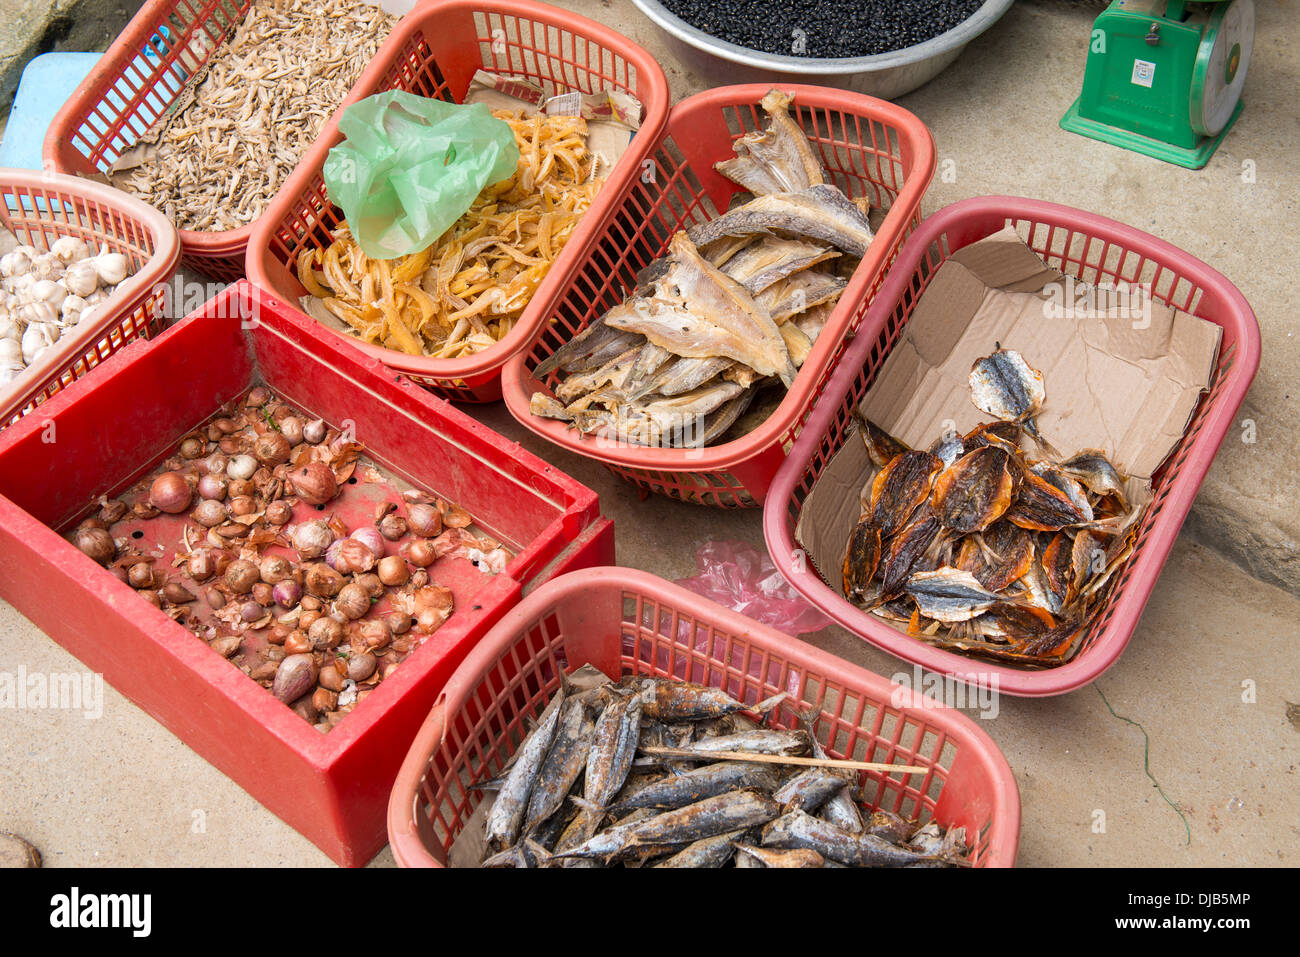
[[797, 226, 1221, 595]]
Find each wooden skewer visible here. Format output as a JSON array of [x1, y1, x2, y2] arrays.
[[640, 746, 930, 776]]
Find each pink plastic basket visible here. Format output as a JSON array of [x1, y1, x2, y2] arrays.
[[764, 196, 1261, 697], [246, 0, 671, 402], [501, 83, 935, 507], [0, 169, 180, 429], [386, 567, 1020, 867]]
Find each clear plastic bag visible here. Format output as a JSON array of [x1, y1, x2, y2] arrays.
[[674, 540, 832, 636]]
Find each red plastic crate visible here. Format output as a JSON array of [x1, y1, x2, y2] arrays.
[[387, 567, 1020, 867], [764, 196, 1261, 697], [246, 0, 671, 402], [0, 281, 611, 866], [1, 170, 180, 429], [42, 0, 405, 281], [500, 83, 936, 507]]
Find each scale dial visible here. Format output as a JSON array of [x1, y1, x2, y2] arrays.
[[1191, 0, 1254, 137]]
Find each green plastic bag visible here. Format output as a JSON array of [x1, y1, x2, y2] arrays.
[[323, 90, 520, 260]]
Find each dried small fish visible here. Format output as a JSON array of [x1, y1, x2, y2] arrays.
[[609, 761, 781, 815], [714, 89, 825, 196], [484, 681, 568, 852], [762, 810, 959, 867], [869, 450, 942, 538], [579, 691, 644, 835], [930, 446, 1016, 535], [688, 185, 876, 259], [636, 680, 787, 723], [904, 568, 1004, 623], [557, 790, 782, 864], [969, 348, 1045, 424], [735, 844, 827, 868], [653, 830, 747, 868], [842, 517, 882, 600], [658, 729, 811, 758], [1060, 449, 1129, 509]]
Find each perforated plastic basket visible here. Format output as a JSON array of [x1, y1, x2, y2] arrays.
[[42, 0, 399, 281], [0, 169, 180, 429], [500, 83, 936, 507], [246, 0, 671, 402], [387, 567, 1020, 867], [764, 196, 1261, 697]]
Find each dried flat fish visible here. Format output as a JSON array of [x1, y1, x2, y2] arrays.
[[534, 316, 642, 378], [969, 348, 1045, 423], [904, 568, 1003, 623], [720, 237, 840, 296], [714, 88, 825, 196], [1005, 469, 1090, 531], [688, 185, 876, 258], [754, 270, 847, 323], [878, 511, 941, 596], [842, 517, 882, 600], [605, 233, 797, 386], [930, 447, 1016, 535], [852, 409, 911, 469], [1060, 449, 1129, 509], [869, 450, 942, 538]]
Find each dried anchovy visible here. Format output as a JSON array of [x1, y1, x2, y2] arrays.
[[114, 0, 397, 232]]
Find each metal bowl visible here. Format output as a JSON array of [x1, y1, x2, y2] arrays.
[[630, 0, 1016, 99]]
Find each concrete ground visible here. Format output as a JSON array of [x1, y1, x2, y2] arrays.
[[1, 0, 1297, 867]]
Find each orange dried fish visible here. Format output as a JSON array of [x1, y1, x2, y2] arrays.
[[930, 447, 1016, 535], [842, 517, 882, 600], [868, 450, 941, 538]]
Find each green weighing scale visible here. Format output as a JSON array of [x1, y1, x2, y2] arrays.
[[1060, 0, 1254, 169]]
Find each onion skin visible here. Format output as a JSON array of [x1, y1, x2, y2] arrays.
[[291, 462, 338, 505], [149, 472, 192, 514]]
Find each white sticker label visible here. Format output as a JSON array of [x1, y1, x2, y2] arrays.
[[1131, 59, 1156, 88]]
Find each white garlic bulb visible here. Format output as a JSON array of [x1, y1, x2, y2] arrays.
[[21, 321, 57, 364], [30, 278, 67, 307], [0, 250, 32, 278], [31, 254, 65, 281], [61, 294, 88, 322], [0, 361, 23, 385], [92, 253, 129, 287], [50, 236, 91, 263], [62, 260, 99, 297], [80, 303, 101, 328], [0, 337, 21, 365], [19, 301, 58, 326]]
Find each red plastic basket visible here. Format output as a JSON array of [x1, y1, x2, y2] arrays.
[[42, 0, 399, 281], [386, 567, 1020, 867], [764, 196, 1261, 697], [500, 83, 936, 507], [246, 0, 671, 403], [0, 280, 612, 865], [0, 169, 180, 429]]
